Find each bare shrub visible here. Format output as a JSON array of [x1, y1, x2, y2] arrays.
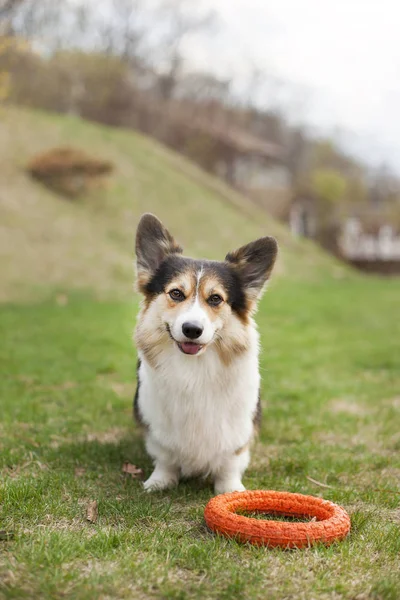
[[27, 147, 114, 197]]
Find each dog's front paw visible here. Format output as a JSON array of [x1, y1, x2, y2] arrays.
[[214, 480, 246, 495], [143, 468, 179, 492], [143, 477, 175, 492]]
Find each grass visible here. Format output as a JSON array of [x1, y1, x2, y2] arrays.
[[1, 276, 400, 600]]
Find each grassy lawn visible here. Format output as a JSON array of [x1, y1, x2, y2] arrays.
[[1, 276, 399, 600]]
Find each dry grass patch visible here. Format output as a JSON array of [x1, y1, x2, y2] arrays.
[[27, 146, 113, 198], [96, 375, 135, 400], [85, 427, 129, 445], [328, 398, 370, 416]]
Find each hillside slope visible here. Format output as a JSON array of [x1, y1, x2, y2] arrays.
[[0, 106, 347, 302]]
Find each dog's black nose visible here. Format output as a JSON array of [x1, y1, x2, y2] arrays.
[[182, 322, 203, 339]]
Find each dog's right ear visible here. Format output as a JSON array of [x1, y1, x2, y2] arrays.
[[135, 213, 182, 291]]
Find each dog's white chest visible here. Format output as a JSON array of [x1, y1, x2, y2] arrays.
[[137, 344, 260, 475]]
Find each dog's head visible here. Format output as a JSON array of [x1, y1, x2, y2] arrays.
[[135, 213, 277, 362]]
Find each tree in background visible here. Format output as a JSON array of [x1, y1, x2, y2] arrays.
[[311, 168, 348, 205], [0, 0, 27, 102], [151, 0, 218, 102]]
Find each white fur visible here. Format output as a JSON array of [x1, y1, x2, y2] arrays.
[[169, 296, 219, 346], [137, 320, 260, 493]]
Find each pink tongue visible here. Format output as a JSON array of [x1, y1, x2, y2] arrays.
[[180, 342, 201, 355]]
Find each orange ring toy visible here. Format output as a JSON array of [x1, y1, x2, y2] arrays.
[[204, 490, 351, 548]]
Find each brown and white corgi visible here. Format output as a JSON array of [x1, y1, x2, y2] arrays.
[[134, 213, 277, 494]]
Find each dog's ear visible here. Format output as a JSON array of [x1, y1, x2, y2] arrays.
[[135, 213, 182, 290], [225, 236, 278, 303]]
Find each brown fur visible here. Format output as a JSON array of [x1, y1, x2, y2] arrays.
[[135, 307, 169, 369], [137, 264, 252, 367], [234, 442, 250, 456], [136, 278, 251, 367]]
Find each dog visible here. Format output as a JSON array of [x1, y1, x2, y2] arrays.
[[134, 213, 277, 494]]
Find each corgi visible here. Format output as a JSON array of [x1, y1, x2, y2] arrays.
[[133, 213, 277, 494]]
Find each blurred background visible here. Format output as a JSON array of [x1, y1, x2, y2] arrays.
[[2, 5, 400, 597], [1, 0, 400, 297]]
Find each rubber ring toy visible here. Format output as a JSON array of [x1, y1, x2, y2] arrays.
[[204, 490, 351, 548]]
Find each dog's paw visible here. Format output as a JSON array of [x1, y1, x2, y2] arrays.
[[214, 480, 246, 495], [143, 472, 178, 492]]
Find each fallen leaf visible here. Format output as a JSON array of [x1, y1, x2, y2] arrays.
[[86, 500, 98, 523], [122, 462, 143, 479], [75, 467, 86, 477]]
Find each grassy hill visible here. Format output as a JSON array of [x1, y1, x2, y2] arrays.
[[0, 106, 347, 302]]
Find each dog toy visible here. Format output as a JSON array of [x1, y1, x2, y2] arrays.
[[204, 490, 351, 548]]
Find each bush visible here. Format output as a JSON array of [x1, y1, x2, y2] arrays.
[[311, 168, 347, 205], [27, 147, 113, 197]]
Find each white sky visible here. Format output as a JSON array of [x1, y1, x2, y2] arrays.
[[187, 0, 400, 172]]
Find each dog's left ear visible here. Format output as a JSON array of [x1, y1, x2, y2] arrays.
[[135, 213, 182, 290], [225, 236, 278, 303]]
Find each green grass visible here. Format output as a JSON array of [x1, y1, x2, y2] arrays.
[[1, 276, 400, 600]]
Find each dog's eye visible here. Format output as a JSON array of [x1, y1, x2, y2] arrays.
[[169, 289, 185, 301], [208, 294, 223, 306]]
